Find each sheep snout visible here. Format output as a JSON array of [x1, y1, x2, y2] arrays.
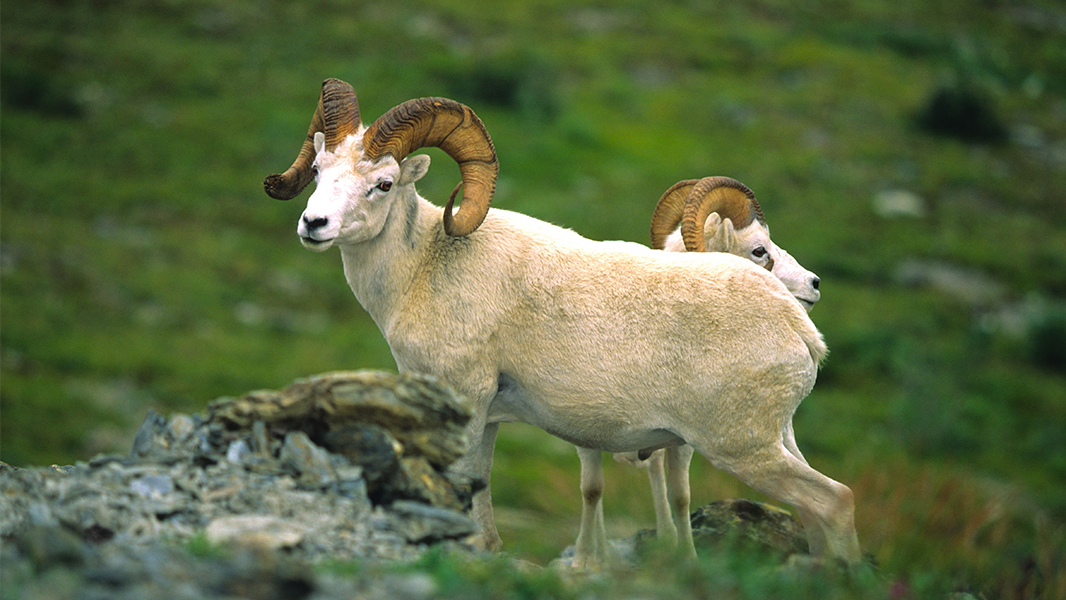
[[303, 215, 329, 232], [297, 214, 336, 251]]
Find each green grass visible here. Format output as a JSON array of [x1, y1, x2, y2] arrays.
[[358, 544, 894, 600], [3, 0, 1066, 598]]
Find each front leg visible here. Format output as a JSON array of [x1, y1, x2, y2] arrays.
[[453, 418, 502, 551], [573, 446, 610, 570], [665, 445, 697, 560], [409, 362, 502, 551]]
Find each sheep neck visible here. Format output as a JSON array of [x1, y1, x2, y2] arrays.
[[337, 190, 440, 332]]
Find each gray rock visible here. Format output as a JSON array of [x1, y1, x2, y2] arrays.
[[130, 473, 175, 497], [321, 422, 402, 484], [167, 414, 196, 443], [130, 410, 170, 458], [205, 514, 306, 550], [387, 500, 478, 544], [279, 431, 336, 488], [225, 439, 252, 465]]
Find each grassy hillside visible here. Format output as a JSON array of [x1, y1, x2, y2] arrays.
[[3, 1, 1065, 597]]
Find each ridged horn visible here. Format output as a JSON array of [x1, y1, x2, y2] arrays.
[[679, 177, 761, 253], [650, 179, 700, 250], [363, 97, 498, 237], [264, 78, 361, 200]]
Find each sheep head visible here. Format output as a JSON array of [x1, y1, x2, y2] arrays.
[[650, 176, 821, 310], [264, 78, 499, 248], [650, 177, 766, 255]]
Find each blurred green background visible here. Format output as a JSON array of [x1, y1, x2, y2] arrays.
[[2, 0, 1064, 596]]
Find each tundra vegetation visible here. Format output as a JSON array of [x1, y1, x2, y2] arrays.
[[2, 1, 1065, 598]]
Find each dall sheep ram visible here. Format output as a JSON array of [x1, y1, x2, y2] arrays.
[[573, 177, 823, 569], [263, 79, 861, 565]]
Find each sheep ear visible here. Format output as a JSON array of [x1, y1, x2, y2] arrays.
[[397, 154, 431, 186], [719, 218, 738, 249], [702, 213, 722, 249], [706, 215, 737, 251], [314, 131, 325, 154]]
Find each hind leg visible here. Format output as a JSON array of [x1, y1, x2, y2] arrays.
[[702, 442, 861, 562], [644, 450, 679, 544], [781, 421, 828, 556]]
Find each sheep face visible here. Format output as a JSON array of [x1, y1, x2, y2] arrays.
[[768, 244, 821, 311], [720, 218, 821, 311], [665, 215, 821, 311], [297, 131, 429, 252]]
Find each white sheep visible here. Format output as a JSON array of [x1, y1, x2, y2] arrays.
[[573, 177, 823, 569], [263, 79, 861, 565]]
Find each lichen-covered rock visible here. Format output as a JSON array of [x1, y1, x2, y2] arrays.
[[633, 498, 809, 559], [125, 370, 481, 511], [689, 499, 809, 556], [208, 370, 472, 469]]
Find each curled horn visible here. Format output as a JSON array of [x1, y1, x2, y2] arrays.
[[679, 177, 761, 253], [362, 97, 498, 237], [264, 78, 361, 200], [650, 179, 700, 250]]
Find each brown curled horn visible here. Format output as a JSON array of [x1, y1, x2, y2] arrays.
[[264, 78, 361, 200], [679, 177, 761, 253], [650, 179, 700, 250], [362, 97, 498, 237]]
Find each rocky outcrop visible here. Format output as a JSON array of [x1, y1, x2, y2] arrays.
[[1, 371, 487, 599], [130, 369, 484, 512]]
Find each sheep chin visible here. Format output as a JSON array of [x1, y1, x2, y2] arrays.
[[300, 236, 335, 252]]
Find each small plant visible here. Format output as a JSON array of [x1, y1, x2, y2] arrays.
[[183, 532, 230, 560]]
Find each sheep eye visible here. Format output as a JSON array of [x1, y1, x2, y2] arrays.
[[377, 180, 392, 192], [752, 247, 767, 258]]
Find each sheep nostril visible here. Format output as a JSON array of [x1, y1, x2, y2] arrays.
[[812, 276, 820, 290], [304, 216, 328, 231]]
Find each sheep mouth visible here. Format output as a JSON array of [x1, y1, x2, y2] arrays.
[[797, 298, 816, 309], [300, 236, 335, 252]]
